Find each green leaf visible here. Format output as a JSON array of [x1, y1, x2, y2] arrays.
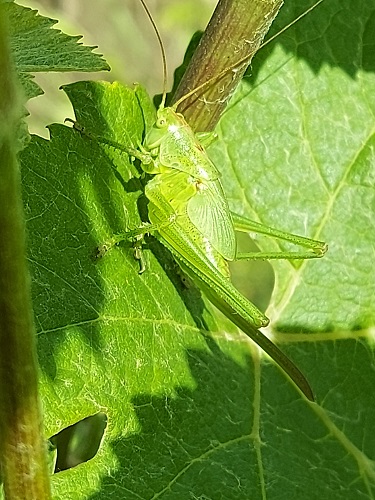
[[211, 0, 375, 332], [209, 0, 375, 493], [19, 0, 375, 498], [4, 2, 109, 99]]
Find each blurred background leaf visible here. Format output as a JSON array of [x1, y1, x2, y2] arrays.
[[20, 0, 215, 136]]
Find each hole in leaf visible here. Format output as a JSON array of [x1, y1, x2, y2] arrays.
[[49, 412, 107, 473]]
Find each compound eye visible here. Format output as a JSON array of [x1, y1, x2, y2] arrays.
[[156, 117, 166, 128]]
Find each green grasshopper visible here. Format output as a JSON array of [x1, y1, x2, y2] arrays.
[[67, 0, 327, 401]]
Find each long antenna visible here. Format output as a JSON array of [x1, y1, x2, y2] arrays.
[[261, 0, 324, 51], [172, 0, 324, 109], [138, 0, 168, 108]]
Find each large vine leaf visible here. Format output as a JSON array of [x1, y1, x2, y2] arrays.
[[209, 0, 375, 495], [211, 0, 375, 332], [18, 0, 375, 498]]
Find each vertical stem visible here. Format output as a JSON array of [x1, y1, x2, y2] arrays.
[[172, 0, 283, 132], [0, 7, 51, 500]]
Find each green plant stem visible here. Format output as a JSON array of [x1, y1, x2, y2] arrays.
[[0, 8, 51, 500], [172, 0, 283, 132]]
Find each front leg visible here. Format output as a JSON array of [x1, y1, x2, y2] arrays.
[[195, 131, 218, 149], [64, 118, 154, 166]]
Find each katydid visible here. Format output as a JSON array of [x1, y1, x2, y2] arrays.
[[66, 0, 327, 401]]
